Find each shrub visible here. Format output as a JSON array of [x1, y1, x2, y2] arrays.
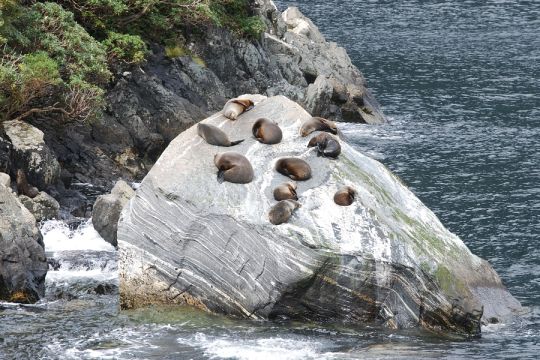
[[165, 45, 188, 58], [102, 32, 147, 65]]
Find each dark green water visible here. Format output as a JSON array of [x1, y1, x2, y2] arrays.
[[2, 1, 539, 358]]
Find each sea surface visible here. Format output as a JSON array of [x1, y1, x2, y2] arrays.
[[1, 0, 539, 358]]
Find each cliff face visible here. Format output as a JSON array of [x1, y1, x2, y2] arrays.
[[27, 1, 384, 191], [118, 95, 521, 336]]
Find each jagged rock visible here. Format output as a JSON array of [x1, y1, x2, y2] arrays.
[[2, 120, 61, 190], [118, 95, 521, 336], [0, 185, 47, 303], [0, 172, 10, 188], [19, 192, 60, 222], [305, 75, 334, 116], [92, 180, 135, 247]]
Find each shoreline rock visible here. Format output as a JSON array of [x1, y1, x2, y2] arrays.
[[0, 180, 47, 303], [118, 95, 521, 337]]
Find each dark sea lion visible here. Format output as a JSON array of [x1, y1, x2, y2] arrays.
[[252, 118, 283, 144], [222, 98, 254, 120], [16, 169, 39, 198], [334, 186, 357, 206], [273, 181, 298, 201], [214, 152, 254, 184], [300, 116, 338, 137], [307, 133, 341, 158], [275, 158, 312, 181], [197, 123, 244, 147], [268, 200, 301, 225]]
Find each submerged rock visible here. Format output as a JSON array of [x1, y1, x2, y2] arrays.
[[0, 185, 47, 303], [92, 180, 135, 247], [118, 95, 520, 336]]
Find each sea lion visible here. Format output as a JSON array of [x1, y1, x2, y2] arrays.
[[273, 181, 298, 201], [197, 123, 244, 147], [16, 169, 39, 198], [307, 133, 341, 158], [334, 186, 357, 206], [268, 199, 301, 225], [275, 158, 312, 181], [300, 116, 338, 137], [222, 98, 254, 120], [214, 152, 254, 184], [252, 118, 283, 144]]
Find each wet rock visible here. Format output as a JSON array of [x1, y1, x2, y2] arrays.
[[0, 132, 12, 174], [19, 191, 60, 222], [2, 120, 61, 190], [0, 185, 47, 303], [92, 180, 135, 247], [118, 95, 520, 336]]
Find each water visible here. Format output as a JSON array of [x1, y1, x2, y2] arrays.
[[2, 1, 539, 358]]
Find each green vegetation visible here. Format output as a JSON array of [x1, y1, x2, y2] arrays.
[[0, 0, 264, 123]]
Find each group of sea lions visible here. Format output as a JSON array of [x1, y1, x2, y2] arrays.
[[197, 97, 357, 225]]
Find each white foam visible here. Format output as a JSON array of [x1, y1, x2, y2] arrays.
[[41, 219, 115, 252], [178, 333, 326, 360]]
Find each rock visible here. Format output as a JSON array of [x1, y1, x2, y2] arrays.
[[0, 172, 10, 188], [19, 192, 60, 222], [0, 132, 12, 174], [92, 180, 135, 247], [0, 185, 47, 303], [2, 120, 61, 190], [305, 75, 334, 116], [118, 95, 521, 336]]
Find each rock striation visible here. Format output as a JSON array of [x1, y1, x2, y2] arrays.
[[118, 95, 521, 336], [0, 182, 47, 303]]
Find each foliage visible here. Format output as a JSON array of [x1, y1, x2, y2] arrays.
[[0, 2, 109, 123], [165, 45, 188, 59], [102, 32, 147, 65]]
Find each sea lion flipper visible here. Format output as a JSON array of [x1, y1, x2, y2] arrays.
[[217, 170, 225, 183], [291, 188, 298, 200], [230, 139, 245, 146]]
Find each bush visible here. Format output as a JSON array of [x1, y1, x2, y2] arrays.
[[0, 2, 110, 123], [102, 32, 147, 65]]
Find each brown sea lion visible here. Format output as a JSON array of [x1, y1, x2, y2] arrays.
[[275, 158, 312, 181], [197, 123, 244, 147], [299, 116, 338, 137], [222, 98, 254, 120], [252, 118, 283, 144], [268, 199, 301, 225], [214, 152, 254, 184], [273, 181, 298, 201], [334, 186, 357, 206], [307, 133, 341, 158], [16, 169, 39, 198]]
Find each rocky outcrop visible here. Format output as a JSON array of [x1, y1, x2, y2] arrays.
[[0, 184, 47, 303], [118, 95, 521, 336], [2, 120, 60, 191], [0, 172, 10, 188], [92, 180, 135, 247], [19, 192, 60, 222]]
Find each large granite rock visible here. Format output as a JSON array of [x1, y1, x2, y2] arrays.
[[92, 180, 135, 247], [0, 184, 47, 303], [2, 120, 61, 190], [118, 95, 521, 336]]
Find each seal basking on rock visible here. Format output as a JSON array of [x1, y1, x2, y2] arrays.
[[300, 117, 338, 137], [275, 158, 312, 181], [16, 169, 39, 198], [268, 200, 301, 225], [307, 133, 341, 158], [334, 186, 357, 206], [273, 181, 298, 201], [197, 123, 244, 147], [222, 98, 254, 120], [214, 152, 254, 184], [252, 118, 283, 144]]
